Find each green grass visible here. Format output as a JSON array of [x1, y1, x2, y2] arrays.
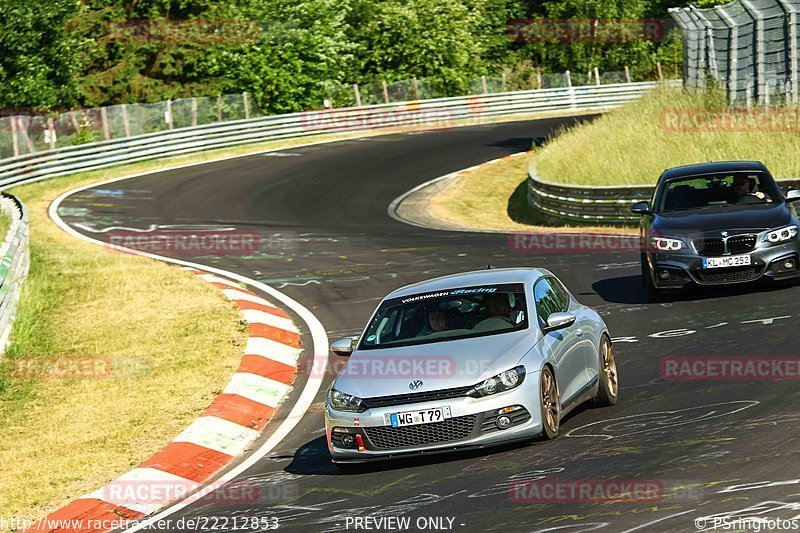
[[534, 84, 800, 185], [0, 173, 249, 522]]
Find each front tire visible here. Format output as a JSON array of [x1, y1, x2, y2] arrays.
[[641, 253, 661, 302], [594, 335, 618, 406], [539, 366, 560, 440]]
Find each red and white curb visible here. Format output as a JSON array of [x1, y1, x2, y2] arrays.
[[26, 269, 303, 532]]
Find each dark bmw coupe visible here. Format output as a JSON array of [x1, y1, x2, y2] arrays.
[[632, 161, 800, 300]]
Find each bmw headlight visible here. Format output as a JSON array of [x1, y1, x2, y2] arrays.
[[328, 387, 365, 412], [468, 366, 526, 398], [764, 225, 799, 244], [649, 236, 684, 252]]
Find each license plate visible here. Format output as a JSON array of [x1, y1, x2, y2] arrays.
[[386, 407, 452, 427], [702, 255, 751, 269]]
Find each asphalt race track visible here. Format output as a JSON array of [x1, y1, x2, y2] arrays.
[[57, 117, 800, 532]]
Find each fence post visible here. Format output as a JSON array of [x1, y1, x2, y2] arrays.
[[100, 107, 111, 140], [121, 104, 131, 137], [69, 111, 79, 134], [412, 77, 420, 99], [691, 7, 718, 82], [594, 67, 600, 85], [47, 117, 56, 150], [216, 95, 222, 122], [481, 75, 488, 94], [10, 116, 19, 157], [191, 98, 198, 127], [501, 72, 507, 91], [17, 118, 34, 153], [165, 100, 173, 129], [382, 80, 389, 103], [624, 65, 632, 83], [715, 5, 739, 106], [353, 84, 362, 107], [564, 70, 572, 87], [536, 67, 542, 89], [777, 0, 799, 104], [243, 92, 250, 119], [657, 62, 664, 82], [741, 0, 766, 106]]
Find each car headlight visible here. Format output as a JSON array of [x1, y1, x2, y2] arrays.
[[468, 366, 526, 398], [649, 236, 684, 252], [764, 225, 799, 244], [328, 387, 365, 412]]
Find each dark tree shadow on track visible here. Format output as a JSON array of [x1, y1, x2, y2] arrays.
[[593, 274, 799, 305]]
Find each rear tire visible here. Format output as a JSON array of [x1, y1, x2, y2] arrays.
[[594, 335, 619, 407], [539, 366, 560, 440]]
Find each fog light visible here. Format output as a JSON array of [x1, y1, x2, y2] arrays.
[[496, 415, 511, 429], [659, 269, 671, 280], [341, 434, 354, 448], [785, 260, 795, 270]]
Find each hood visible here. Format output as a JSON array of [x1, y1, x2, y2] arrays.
[[653, 203, 793, 234], [332, 329, 536, 399]]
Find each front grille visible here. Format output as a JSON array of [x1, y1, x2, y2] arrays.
[[361, 386, 472, 409], [696, 266, 762, 284], [693, 238, 725, 256], [727, 235, 757, 254], [364, 414, 477, 449]]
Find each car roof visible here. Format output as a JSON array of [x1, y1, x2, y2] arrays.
[[660, 161, 768, 181], [386, 268, 549, 299]]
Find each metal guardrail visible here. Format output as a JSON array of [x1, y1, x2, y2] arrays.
[[527, 160, 800, 224], [0, 193, 29, 349], [0, 81, 667, 190]]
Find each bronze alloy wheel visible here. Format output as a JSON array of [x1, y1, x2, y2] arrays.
[[595, 335, 619, 406], [540, 366, 560, 439]]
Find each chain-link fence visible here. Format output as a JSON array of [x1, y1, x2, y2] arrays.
[[670, 0, 800, 107], [1, 69, 671, 159]]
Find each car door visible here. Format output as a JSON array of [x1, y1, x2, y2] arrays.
[[551, 275, 597, 386], [533, 276, 585, 405]]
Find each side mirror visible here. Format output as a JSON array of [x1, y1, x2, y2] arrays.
[[786, 189, 800, 202], [330, 336, 358, 356], [543, 312, 576, 333], [632, 201, 651, 215]]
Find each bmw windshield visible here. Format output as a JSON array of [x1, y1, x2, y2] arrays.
[[658, 171, 782, 212], [358, 284, 528, 350]]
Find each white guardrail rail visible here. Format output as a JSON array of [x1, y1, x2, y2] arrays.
[[0, 81, 670, 348]]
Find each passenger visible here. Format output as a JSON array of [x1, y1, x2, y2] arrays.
[[485, 294, 511, 319]]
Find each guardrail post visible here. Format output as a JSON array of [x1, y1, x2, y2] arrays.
[[121, 104, 131, 137], [382, 80, 389, 103], [353, 84, 362, 107], [243, 92, 250, 119], [100, 107, 111, 140]]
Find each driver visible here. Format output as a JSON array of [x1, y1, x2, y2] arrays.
[[485, 294, 512, 319], [731, 175, 770, 203], [418, 308, 447, 336]]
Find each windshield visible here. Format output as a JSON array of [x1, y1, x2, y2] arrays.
[[358, 283, 528, 350], [658, 171, 781, 212]]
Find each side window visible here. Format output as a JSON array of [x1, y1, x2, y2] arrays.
[[533, 278, 559, 326], [550, 277, 570, 312]]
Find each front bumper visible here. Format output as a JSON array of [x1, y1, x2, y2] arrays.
[[325, 376, 541, 462], [646, 241, 800, 289]]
